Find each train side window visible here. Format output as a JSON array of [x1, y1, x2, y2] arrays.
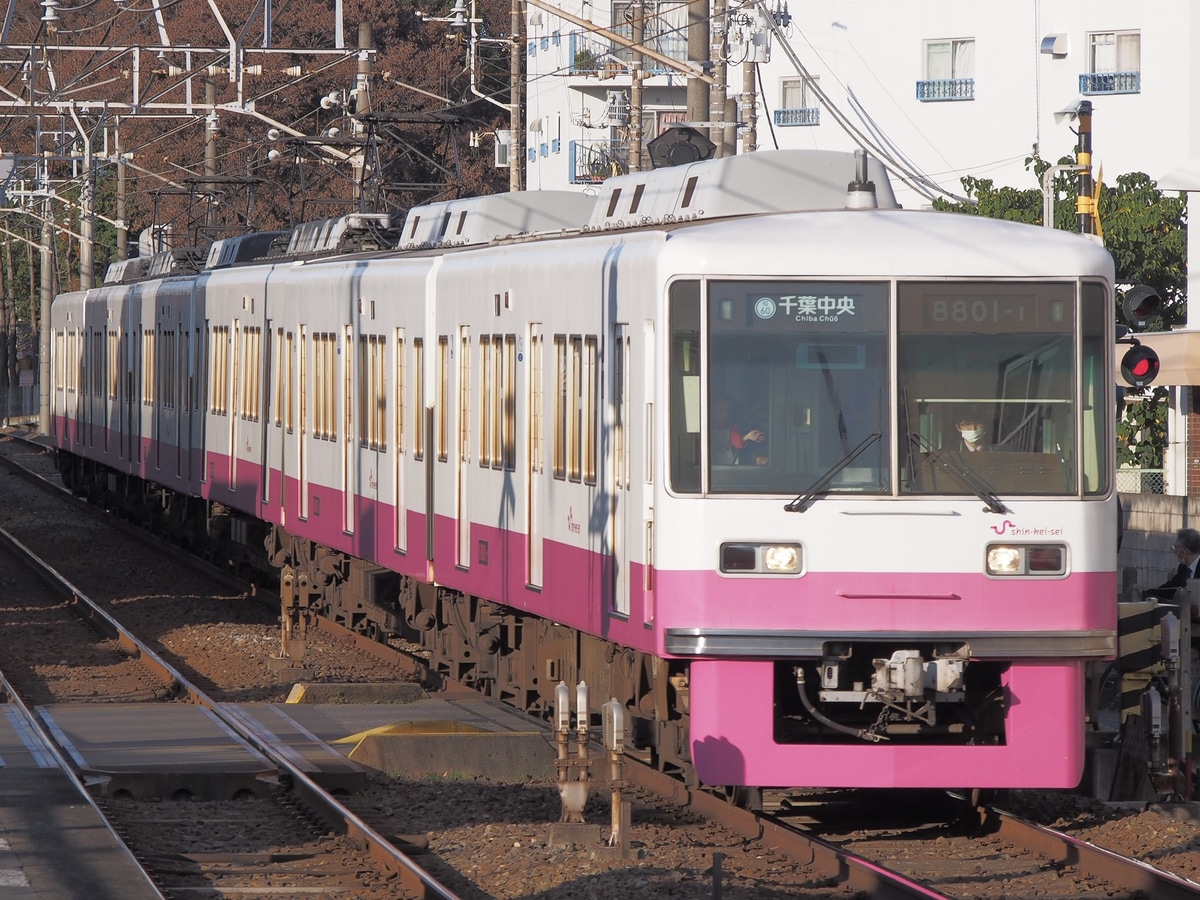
[[210, 325, 229, 416], [107, 331, 118, 400], [1081, 282, 1110, 495], [459, 329, 471, 463], [161, 330, 175, 411], [143, 330, 155, 406], [492, 335, 504, 467], [553, 334, 567, 479], [504, 334, 517, 470], [584, 336, 598, 484], [437, 335, 449, 462], [668, 280, 701, 493], [275, 329, 285, 427], [358, 334, 387, 449], [569, 335, 583, 482], [286, 331, 295, 432], [54, 330, 64, 392], [414, 338, 425, 461], [480, 335, 493, 466]]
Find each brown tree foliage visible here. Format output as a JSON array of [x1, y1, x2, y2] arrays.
[[0, 0, 512, 260]]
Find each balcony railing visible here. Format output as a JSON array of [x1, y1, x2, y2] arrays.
[[569, 140, 629, 183], [1079, 71, 1140, 95], [774, 107, 819, 127], [916, 78, 975, 101], [567, 29, 686, 76]]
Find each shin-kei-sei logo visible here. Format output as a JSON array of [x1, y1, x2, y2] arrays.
[[567, 507, 581, 534], [990, 519, 1064, 537]]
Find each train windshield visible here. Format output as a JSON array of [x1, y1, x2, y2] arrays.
[[704, 280, 890, 495], [668, 278, 1107, 497], [898, 282, 1086, 496]]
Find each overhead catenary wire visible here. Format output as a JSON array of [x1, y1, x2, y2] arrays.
[[745, 0, 973, 204]]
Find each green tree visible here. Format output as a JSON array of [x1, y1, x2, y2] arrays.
[[934, 156, 1187, 470]]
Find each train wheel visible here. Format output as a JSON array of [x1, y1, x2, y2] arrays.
[[723, 785, 763, 812]]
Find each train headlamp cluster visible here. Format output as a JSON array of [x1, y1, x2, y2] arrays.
[[986, 544, 1065, 576], [720, 542, 802, 574]]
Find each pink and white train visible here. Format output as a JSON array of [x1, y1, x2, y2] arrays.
[[51, 149, 1133, 791]]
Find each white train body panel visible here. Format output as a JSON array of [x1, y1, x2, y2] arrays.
[[49, 150, 1125, 790]]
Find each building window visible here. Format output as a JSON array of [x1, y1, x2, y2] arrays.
[[612, 1, 687, 69], [917, 38, 975, 101], [775, 76, 820, 126], [1081, 31, 1140, 94]]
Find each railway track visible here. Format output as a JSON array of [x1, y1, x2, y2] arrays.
[[5, 427, 1200, 898], [0, 515, 459, 899]]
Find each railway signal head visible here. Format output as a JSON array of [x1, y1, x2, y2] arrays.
[[1120, 343, 1160, 388], [1122, 285, 1163, 330]]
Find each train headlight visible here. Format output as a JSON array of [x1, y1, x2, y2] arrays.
[[764, 545, 801, 572], [720, 543, 802, 574], [986, 544, 1066, 576]]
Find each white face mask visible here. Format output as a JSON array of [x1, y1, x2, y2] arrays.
[[960, 428, 984, 443]]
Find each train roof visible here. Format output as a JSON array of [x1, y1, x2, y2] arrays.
[[583, 149, 899, 231], [656, 205, 1115, 279], [397, 192, 595, 250]]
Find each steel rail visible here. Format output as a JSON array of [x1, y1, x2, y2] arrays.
[[986, 805, 1200, 899], [0, 514, 462, 900], [0, 642, 167, 899]]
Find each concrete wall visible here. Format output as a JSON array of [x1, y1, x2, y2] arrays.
[[1119, 491, 1194, 597]]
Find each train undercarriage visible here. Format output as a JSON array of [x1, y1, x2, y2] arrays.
[[58, 449, 1015, 793], [263, 523, 695, 779]]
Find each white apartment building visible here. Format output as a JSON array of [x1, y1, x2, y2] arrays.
[[522, 0, 1200, 495], [523, 1, 1197, 282]]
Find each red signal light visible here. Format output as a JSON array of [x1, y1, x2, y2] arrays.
[[1120, 345, 1160, 388]]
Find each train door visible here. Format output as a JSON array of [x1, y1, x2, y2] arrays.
[[610, 323, 631, 616], [229, 317, 241, 489], [526, 324, 545, 587], [457, 326, 471, 567], [177, 328, 186, 479], [394, 328, 407, 552], [641, 318, 655, 624], [261, 321, 275, 503], [344, 325, 355, 535], [279, 329, 293, 524], [299, 325, 309, 520]]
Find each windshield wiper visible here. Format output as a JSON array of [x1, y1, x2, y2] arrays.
[[908, 432, 1009, 515], [785, 432, 881, 513]]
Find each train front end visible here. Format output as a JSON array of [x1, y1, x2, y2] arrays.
[[655, 211, 1119, 789]]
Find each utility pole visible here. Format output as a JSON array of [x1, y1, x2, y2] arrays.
[[741, 60, 756, 153], [353, 22, 373, 208], [628, 0, 644, 172], [509, 0, 524, 191], [709, 0, 727, 156], [38, 173, 51, 435], [687, 0, 709, 131], [69, 106, 94, 290], [205, 77, 218, 234], [117, 149, 128, 260]]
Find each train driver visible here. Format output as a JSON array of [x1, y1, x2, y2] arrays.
[[956, 417, 992, 452], [711, 394, 767, 465]]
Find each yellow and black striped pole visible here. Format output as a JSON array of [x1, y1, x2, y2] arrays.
[[1075, 100, 1094, 234]]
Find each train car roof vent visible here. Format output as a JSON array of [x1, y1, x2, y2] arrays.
[[102, 256, 149, 284], [585, 148, 898, 231], [145, 247, 206, 278], [205, 230, 290, 270], [399, 192, 594, 250], [286, 213, 399, 258]]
